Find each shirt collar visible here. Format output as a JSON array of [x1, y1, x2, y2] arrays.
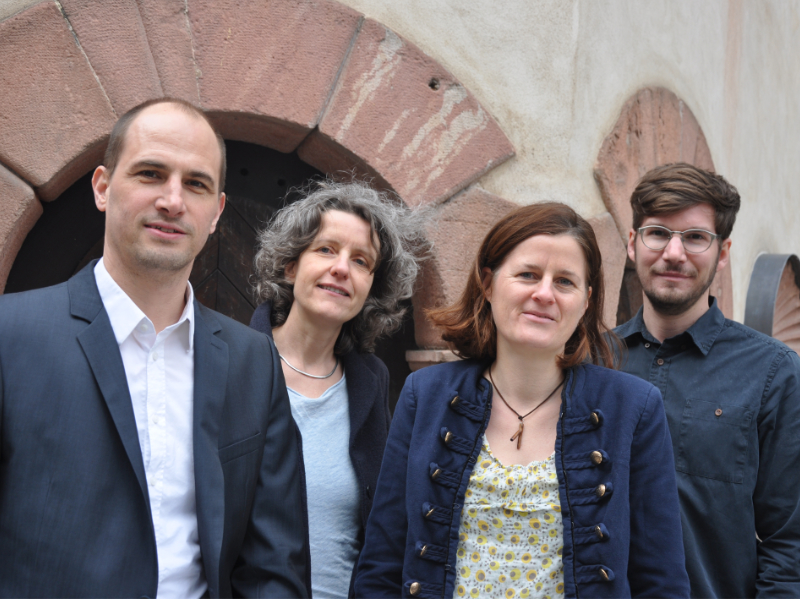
[[616, 296, 726, 356], [94, 258, 195, 350]]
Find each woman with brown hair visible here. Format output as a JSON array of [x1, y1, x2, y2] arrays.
[[354, 202, 689, 599]]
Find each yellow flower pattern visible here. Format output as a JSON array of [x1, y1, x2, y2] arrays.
[[454, 437, 564, 599]]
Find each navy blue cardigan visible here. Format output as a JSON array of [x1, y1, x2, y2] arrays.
[[249, 303, 391, 542], [354, 360, 689, 599]]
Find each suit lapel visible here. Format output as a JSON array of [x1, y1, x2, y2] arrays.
[[192, 303, 229, 595], [71, 264, 151, 511]]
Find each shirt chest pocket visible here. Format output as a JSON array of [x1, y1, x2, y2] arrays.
[[675, 399, 753, 483]]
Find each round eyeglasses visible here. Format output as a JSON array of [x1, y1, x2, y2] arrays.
[[637, 225, 720, 253]]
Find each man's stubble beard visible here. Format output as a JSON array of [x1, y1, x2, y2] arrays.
[[637, 247, 721, 317]]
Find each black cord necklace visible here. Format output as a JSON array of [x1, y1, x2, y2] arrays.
[[488, 368, 564, 450]]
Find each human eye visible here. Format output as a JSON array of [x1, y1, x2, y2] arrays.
[[556, 277, 575, 287], [684, 230, 711, 242], [138, 169, 160, 179], [646, 226, 670, 239], [186, 179, 210, 191]]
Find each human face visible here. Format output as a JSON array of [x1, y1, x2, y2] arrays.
[[92, 104, 225, 278], [286, 210, 379, 329], [627, 203, 730, 316], [483, 234, 591, 358]]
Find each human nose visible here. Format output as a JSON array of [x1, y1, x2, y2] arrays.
[[661, 233, 687, 261], [329, 252, 350, 278], [532, 277, 555, 303], [155, 175, 186, 216]]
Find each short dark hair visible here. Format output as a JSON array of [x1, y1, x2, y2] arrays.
[[103, 97, 227, 193], [428, 202, 616, 369], [630, 163, 740, 239]]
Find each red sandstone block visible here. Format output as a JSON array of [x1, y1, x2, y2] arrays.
[[300, 19, 514, 208], [190, 0, 362, 152], [136, 0, 200, 103], [587, 212, 627, 328], [412, 186, 515, 348], [0, 1, 116, 201], [59, 0, 163, 115], [0, 164, 41, 293]]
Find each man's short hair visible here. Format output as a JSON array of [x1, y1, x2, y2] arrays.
[[103, 97, 227, 193], [630, 163, 741, 240]]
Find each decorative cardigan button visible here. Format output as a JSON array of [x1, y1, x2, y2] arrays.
[[410, 581, 421, 596], [590, 451, 603, 465], [444, 431, 454, 444], [419, 544, 428, 557], [599, 568, 610, 581], [450, 395, 461, 407], [590, 412, 600, 427], [595, 483, 607, 497], [425, 507, 435, 518], [431, 469, 442, 480], [594, 525, 604, 539]]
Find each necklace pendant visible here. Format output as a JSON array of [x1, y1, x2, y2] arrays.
[[510, 421, 524, 450]]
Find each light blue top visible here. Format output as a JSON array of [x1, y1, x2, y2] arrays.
[[288, 374, 360, 599]]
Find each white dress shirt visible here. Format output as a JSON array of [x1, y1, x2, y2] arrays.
[[95, 259, 206, 599]]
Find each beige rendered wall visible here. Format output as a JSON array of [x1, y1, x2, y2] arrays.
[[337, 0, 800, 322]]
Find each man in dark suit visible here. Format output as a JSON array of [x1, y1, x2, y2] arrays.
[[0, 98, 309, 598]]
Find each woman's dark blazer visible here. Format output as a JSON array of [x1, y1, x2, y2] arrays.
[[354, 359, 690, 599], [249, 302, 392, 541]]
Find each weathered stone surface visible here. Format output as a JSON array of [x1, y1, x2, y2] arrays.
[[594, 87, 715, 241], [587, 212, 627, 328], [0, 1, 116, 200], [594, 87, 732, 318], [59, 0, 162, 115], [0, 164, 42, 293], [299, 18, 514, 208], [191, 0, 362, 152], [412, 186, 516, 349], [136, 0, 199, 102]]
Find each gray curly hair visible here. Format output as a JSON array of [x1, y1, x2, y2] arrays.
[[253, 179, 431, 354]]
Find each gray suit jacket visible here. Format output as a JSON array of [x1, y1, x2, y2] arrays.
[[0, 262, 309, 598]]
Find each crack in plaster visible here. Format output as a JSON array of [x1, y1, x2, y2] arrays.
[[54, 0, 116, 117], [336, 26, 403, 140]]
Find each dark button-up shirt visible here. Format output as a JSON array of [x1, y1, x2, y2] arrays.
[[616, 299, 800, 598]]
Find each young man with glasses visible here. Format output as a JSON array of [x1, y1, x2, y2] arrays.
[[615, 163, 800, 598]]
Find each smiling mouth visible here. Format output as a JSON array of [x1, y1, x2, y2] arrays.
[[145, 224, 185, 235], [524, 311, 555, 322], [319, 284, 349, 297]]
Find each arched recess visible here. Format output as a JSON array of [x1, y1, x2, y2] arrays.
[[744, 254, 800, 352], [593, 87, 733, 325], [0, 0, 515, 359]]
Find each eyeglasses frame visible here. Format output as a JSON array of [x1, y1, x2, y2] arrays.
[[636, 225, 721, 254]]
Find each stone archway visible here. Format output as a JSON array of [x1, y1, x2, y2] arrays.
[[593, 87, 733, 323], [0, 0, 514, 355]]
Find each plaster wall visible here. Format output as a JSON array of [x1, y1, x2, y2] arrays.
[[337, 0, 800, 322]]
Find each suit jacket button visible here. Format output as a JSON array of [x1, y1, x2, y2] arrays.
[[410, 581, 422, 596], [431, 468, 442, 480], [590, 451, 603, 465], [590, 412, 600, 427], [595, 483, 607, 497], [419, 544, 428, 557], [594, 525, 604, 539], [599, 568, 610, 581], [450, 395, 461, 407], [444, 431, 454, 444]]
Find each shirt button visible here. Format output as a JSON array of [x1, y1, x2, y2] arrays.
[[409, 582, 421, 596], [715, 408, 723, 417], [656, 358, 664, 366], [599, 568, 610, 581], [152, 352, 158, 361], [431, 469, 442, 481], [419, 544, 428, 557], [644, 343, 650, 348], [595, 483, 607, 497], [594, 525, 604, 539], [590, 451, 603, 465]]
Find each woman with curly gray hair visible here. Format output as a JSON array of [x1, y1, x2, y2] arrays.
[[249, 179, 428, 599]]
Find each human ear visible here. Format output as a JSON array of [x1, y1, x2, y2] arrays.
[[210, 193, 226, 234], [716, 238, 732, 273], [627, 229, 637, 263], [92, 166, 111, 213], [285, 260, 298, 284], [481, 267, 493, 302]]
